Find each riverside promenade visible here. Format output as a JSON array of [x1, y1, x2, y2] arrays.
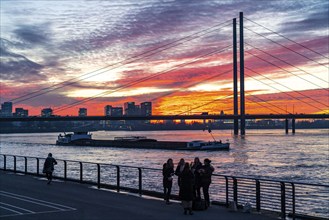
[[0, 171, 278, 220]]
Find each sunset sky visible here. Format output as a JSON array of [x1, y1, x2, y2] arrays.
[[0, 0, 328, 116]]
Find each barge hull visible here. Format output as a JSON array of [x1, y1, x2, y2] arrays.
[[60, 139, 188, 150]]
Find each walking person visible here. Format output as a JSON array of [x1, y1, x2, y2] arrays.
[[43, 153, 57, 184], [179, 162, 194, 215], [200, 158, 214, 208], [191, 157, 203, 200], [162, 158, 175, 204], [175, 158, 185, 187]]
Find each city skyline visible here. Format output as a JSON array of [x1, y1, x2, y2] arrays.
[[1, 0, 328, 116]]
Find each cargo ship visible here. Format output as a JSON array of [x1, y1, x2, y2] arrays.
[[56, 132, 229, 151]]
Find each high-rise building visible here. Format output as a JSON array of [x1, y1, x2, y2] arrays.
[[1, 102, 13, 117], [104, 105, 123, 116], [124, 102, 138, 116], [79, 108, 87, 116], [141, 102, 152, 116], [14, 108, 28, 117], [41, 108, 53, 117]]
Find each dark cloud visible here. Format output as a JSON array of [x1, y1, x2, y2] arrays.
[[13, 24, 50, 45], [0, 39, 47, 82], [280, 7, 329, 34]]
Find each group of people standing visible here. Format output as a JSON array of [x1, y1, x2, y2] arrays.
[[162, 157, 214, 215]]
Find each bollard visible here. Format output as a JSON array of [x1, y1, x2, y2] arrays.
[[280, 182, 286, 219], [14, 156, 16, 173], [97, 164, 101, 189], [233, 177, 238, 204], [116, 166, 120, 192], [291, 183, 296, 220], [4, 155, 6, 171], [225, 176, 229, 207], [79, 162, 83, 183], [64, 161, 67, 180], [138, 168, 142, 195], [256, 180, 261, 211], [24, 157, 27, 174], [37, 158, 40, 175]]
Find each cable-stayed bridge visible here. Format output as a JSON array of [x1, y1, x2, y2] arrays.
[[1, 12, 328, 135]]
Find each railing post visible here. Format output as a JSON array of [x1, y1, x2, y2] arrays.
[[116, 165, 120, 192], [225, 176, 229, 207], [14, 156, 16, 173], [138, 168, 142, 195], [256, 180, 261, 212], [64, 161, 67, 180], [97, 164, 101, 189], [291, 183, 295, 220], [79, 162, 83, 183], [37, 158, 39, 175], [233, 177, 238, 204], [4, 155, 6, 171], [280, 182, 286, 219], [24, 157, 27, 174]]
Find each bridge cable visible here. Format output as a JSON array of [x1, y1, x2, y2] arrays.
[[148, 69, 233, 103], [244, 17, 329, 60], [245, 42, 328, 85], [176, 94, 233, 116], [52, 46, 232, 114], [9, 20, 232, 104], [245, 52, 329, 108], [245, 93, 291, 114], [243, 26, 328, 68], [245, 67, 328, 112]]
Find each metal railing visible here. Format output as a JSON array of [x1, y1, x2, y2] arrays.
[[1, 154, 328, 220]]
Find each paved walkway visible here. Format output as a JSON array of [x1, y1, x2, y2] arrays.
[[0, 171, 279, 220]]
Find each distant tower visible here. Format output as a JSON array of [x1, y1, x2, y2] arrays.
[[41, 108, 53, 117], [104, 105, 123, 116], [79, 108, 87, 116], [1, 102, 13, 117], [14, 108, 29, 117], [124, 102, 139, 116], [141, 102, 152, 116]]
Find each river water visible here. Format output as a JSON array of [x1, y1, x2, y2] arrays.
[[0, 129, 328, 185]]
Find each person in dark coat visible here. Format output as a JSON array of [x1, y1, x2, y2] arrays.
[[43, 153, 57, 184], [191, 157, 203, 199], [200, 158, 214, 208], [162, 158, 175, 204], [174, 158, 185, 187], [179, 162, 194, 215]]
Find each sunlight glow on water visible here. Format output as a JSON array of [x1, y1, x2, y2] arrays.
[[0, 129, 328, 184]]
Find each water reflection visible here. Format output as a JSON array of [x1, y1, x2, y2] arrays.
[[0, 129, 328, 184]]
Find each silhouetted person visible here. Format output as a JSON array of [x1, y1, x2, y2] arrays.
[[200, 158, 214, 208], [191, 157, 203, 199], [43, 153, 57, 184], [179, 162, 194, 215], [175, 158, 185, 187], [162, 158, 175, 204]]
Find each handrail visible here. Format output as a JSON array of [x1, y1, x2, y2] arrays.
[[2, 153, 326, 187], [1, 154, 328, 220]]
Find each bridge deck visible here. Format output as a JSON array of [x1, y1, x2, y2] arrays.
[[0, 171, 278, 220]]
